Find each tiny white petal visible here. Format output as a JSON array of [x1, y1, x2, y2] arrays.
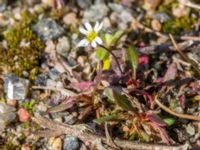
[[79, 27, 88, 35], [77, 39, 89, 47], [96, 22, 103, 32], [94, 22, 100, 32], [91, 41, 97, 48], [95, 37, 103, 45], [84, 22, 92, 31]]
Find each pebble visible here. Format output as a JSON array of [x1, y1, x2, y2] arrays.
[[0, 102, 16, 131], [63, 136, 80, 150], [4, 74, 29, 100], [31, 19, 65, 40], [0, 0, 7, 12], [49, 137, 62, 150], [153, 12, 171, 23], [17, 108, 31, 122], [63, 13, 78, 25], [76, 0, 92, 9], [186, 124, 195, 136], [56, 36, 71, 59], [35, 74, 48, 86], [151, 19, 161, 31], [48, 68, 60, 80], [83, 3, 109, 22]]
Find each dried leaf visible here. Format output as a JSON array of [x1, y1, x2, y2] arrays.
[[163, 62, 177, 82], [70, 81, 94, 91]]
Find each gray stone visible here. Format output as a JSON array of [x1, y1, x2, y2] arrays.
[[186, 124, 195, 136], [35, 74, 48, 86], [0, 102, 16, 131], [48, 68, 60, 80], [56, 36, 71, 59], [0, 0, 7, 12], [109, 3, 133, 29], [76, 0, 92, 9], [4, 74, 29, 100], [31, 19, 64, 40], [153, 12, 171, 23], [63, 136, 80, 150], [83, 3, 109, 22]]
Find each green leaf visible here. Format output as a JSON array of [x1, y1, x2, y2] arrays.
[[163, 118, 176, 126], [104, 87, 134, 110], [126, 45, 139, 71], [110, 30, 124, 45], [96, 47, 109, 60], [94, 114, 118, 124]]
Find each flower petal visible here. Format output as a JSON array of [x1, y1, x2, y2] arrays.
[[77, 39, 89, 47], [84, 22, 92, 31], [95, 37, 103, 45], [95, 22, 103, 32], [91, 40, 97, 48], [94, 22, 100, 32], [79, 27, 88, 35]]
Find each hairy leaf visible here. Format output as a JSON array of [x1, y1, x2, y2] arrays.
[[164, 118, 176, 126]]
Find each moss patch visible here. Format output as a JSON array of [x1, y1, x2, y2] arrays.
[[1, 11, 44, 80]]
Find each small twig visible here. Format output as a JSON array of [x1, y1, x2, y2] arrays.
[[154, 95, 200, 121], [31, 86, 77, 96], [169, 34, 200, 75], [179, 0, 200, 10], [99, 45, 123, 74], [32, 116, 185, 150], [180, 36, 200, 41]]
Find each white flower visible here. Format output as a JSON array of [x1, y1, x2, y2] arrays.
[[78, 22, 103, 48]]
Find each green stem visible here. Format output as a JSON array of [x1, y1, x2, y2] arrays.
[[99, 45, 123, 74]]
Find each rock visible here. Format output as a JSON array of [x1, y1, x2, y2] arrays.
[[17, 108, 31, 122], [31, 19, 64, 40], [4, 74, 29, 100], [0, 0, 7, 12], [83, 3, 109, 22], [63, 136, 80, 150], [63, 13, 78, 25], [151, 19, 161, 31], [76, 0, 92, 9], [49, 137, 62, 150], [0, 102, 16, 131], [26, 0, 40, 5], [186, 124, 195, 136], [109, 3, 133, 29], [48, 68, 60, 80], [153, 12, 171, 23], [56, 36, 71, 59], [35, 74, 48, 86]]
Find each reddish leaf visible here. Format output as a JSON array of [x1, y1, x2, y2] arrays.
[[163, 62, 177, 82], [146, 113, 166, 127], [70, 81, 94, 91], [139, 55, 149, 65], [149, 122, 170, 144]]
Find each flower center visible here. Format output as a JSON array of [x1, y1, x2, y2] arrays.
[[86, 31, 97, 42]]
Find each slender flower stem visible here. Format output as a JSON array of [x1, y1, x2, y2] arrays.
[[99, 45, 123, 74]]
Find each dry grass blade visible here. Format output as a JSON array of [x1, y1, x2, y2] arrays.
[[32, 116, 185, 150], [169, 34, 200, 76], [154, 95, 200, 121]]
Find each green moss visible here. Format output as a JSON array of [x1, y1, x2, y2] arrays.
[[162, 16, 198, 35], [0, 11, 44, 80]]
